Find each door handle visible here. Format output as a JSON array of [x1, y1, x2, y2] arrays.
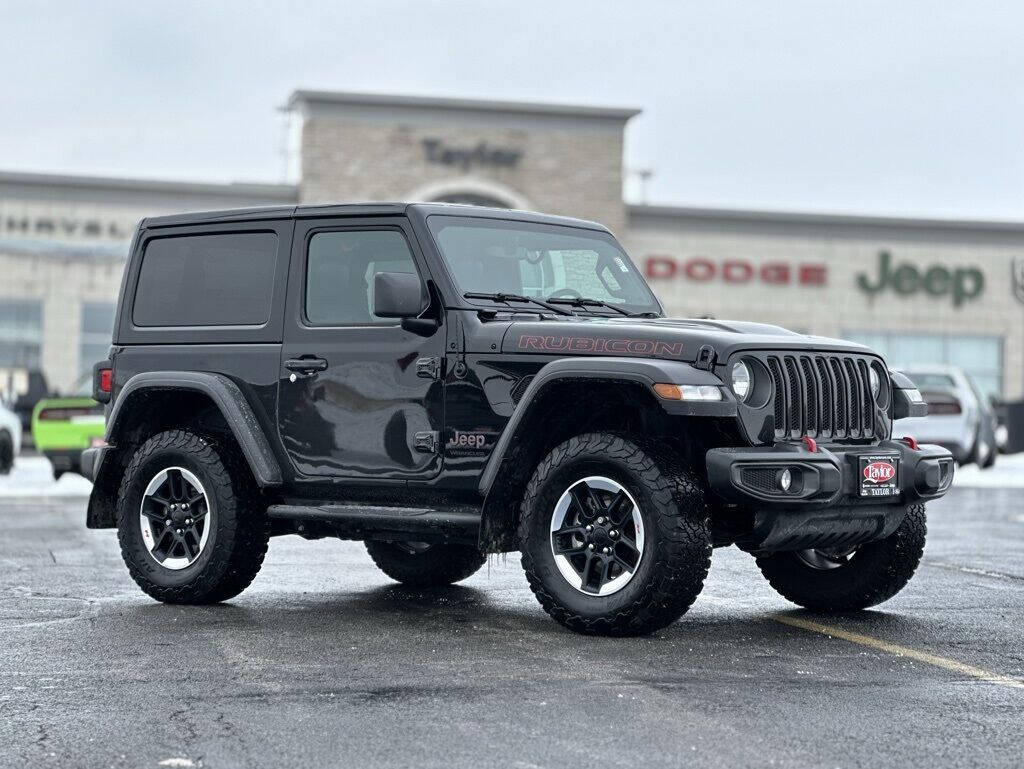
[[284, 357, 328, 375]]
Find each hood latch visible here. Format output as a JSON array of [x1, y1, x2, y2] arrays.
[[694, 345, 717, 371]]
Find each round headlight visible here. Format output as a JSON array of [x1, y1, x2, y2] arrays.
[[731, 361, 752, 401], [869, 366, 881, 399]]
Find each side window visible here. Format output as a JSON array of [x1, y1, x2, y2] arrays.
[[133, 232, 278, 327], [305, 230, 418, 325]]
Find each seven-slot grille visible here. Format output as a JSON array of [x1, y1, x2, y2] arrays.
[[761, 353, 879, 440]]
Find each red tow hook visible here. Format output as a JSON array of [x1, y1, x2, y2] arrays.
[[801, 435, 818, 453], [901, 436, 920, 450]]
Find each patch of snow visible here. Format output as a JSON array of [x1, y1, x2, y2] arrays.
[[0, 456, 92, 498], [953, 452, 1024, 489]]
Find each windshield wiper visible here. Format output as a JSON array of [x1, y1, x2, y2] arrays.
[[546, 296, 635, 317], [463, 292, 573, 316]]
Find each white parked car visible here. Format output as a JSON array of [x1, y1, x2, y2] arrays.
[[894, 365, 998, 468], [0, 401, 22, 474]]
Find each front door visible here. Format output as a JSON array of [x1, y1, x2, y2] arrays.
[[278, 217, 444, 481]]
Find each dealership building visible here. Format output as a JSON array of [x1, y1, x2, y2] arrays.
[[2, 89, 1022, 400]]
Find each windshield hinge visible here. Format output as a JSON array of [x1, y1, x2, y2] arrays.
[[694, 345, 717, 371]]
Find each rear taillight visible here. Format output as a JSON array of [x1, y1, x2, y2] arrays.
[[38, 406, 104, 421], [93, 360, 113, 403], [924, 397, 962, 415]]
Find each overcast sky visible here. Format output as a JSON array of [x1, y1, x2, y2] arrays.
[[2, 1, 1021, 219]]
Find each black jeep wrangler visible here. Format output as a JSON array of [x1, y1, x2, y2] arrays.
[[83, 203, 954, 636]]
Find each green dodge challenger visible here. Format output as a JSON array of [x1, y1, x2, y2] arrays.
[[32, 387, 105, 480]]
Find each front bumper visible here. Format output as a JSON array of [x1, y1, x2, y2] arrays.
[[706, 439, 954, 552]]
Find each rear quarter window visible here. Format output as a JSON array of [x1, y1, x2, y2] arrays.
[[133, 232, 278, 327]]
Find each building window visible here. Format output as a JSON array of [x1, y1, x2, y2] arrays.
[[0, 300, 43, 370], [80, 302, 116, 377], [842, 331, 1003, 399]]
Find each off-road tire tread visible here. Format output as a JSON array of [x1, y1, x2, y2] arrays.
[[365, 541, 486, 586], [116, 429, 269, 604], [755, 503, 927, 611], [519, 432, 712, 636]]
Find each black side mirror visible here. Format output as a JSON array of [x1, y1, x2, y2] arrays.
[[373, 272, 428, 318]]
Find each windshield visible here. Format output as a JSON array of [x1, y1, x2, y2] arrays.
[[427, 215, 661, 314], [906, 372, 956, 390]]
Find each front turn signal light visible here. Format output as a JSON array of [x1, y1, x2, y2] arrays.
[[653, 383, 724, 401]]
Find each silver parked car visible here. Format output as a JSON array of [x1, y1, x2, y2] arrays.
[[0, 401, 22, 474], [893, 365, 998, 468]]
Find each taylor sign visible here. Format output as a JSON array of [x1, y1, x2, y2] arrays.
[[644, 256, 827, 286], [422, 139, 522, 170]]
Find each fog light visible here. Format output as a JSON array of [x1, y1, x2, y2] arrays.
[[778, 468, 793, 492]]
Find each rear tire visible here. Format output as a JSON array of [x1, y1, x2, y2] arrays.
[[116, 430, 269, 604], [365, 540, 485, 586], [519, 433, 712, 636], [979, 438, 997, 468], [755, 503, 926, 611], [0, 431, 13, 475]]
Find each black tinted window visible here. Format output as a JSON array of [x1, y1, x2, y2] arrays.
[[133, 233, 278, 327], [306, 230, 417, 325]]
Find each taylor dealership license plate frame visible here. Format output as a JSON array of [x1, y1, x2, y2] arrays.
[[858, 454, 900, 498]]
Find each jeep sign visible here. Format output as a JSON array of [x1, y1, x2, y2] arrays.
[[857, 250, 984, 307]]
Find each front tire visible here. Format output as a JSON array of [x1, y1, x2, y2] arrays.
[[519, 433, 712, 636], [365, 540, 485, 586], [755, 503, 927, 611], [116, 430, 269, 604]]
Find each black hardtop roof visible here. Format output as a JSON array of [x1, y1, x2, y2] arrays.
[[142, 202, 610, 232]]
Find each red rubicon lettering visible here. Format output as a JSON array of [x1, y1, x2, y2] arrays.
[[517, 335, 683, 357], [569, 337, 595, 352], [519, 336, 546, 349]]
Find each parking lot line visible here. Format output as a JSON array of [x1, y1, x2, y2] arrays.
[[922, 560, 1024, 582], [773, 615, 1024, 690]]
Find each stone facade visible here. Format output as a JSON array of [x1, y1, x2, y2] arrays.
[[293, 91, 634, 234]]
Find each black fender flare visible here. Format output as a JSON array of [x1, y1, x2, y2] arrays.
[[86, 371, 283, 529], [105, 371, 283, 486], [477, 356, 733, 551]]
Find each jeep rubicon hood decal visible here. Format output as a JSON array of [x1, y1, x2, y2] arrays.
[[517, 334, 684, 357], [502, 317, 873, 362]]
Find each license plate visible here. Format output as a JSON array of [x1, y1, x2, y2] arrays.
[[859, 455, 899, 497]]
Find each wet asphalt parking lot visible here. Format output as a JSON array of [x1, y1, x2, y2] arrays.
[[1, 462, 1022, 768]]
